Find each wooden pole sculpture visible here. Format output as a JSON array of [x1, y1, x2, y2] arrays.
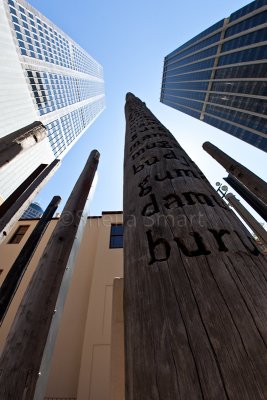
[[0, 195, 61, 322], [224, 174, 267, 222], [225, 193, 267, 245], [0, 149, 99, 400], [0, 159, 60, 244], [123, 93, 267, 400], [203, 141, 267, 205]]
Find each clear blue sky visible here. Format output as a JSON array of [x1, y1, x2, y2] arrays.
[[31, 0, 266, 223]]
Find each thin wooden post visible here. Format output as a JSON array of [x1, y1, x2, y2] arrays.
[[123, 93, 267, 400], [0, 159, 60, 244], [225, 193, 267, 245], [0, 121, 47, 169], [0, 195, 61, 322], [224, 174, 267, 221], [0, 149, 100, 400], [203, 141, 267, 204]]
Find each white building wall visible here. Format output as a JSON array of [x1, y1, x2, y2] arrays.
[[0, 0, 38, 138]]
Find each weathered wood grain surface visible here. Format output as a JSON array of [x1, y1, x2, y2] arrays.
[[123, 93, 267, 400]]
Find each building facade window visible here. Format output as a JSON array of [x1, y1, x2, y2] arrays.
[[109, 224, 123, 248], [8, 225, 30, 244]]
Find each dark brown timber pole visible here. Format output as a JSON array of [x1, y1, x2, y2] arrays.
[[0, 195, 61, 322], [224, 174, 267, 222], [203, 141, 267, 204], [0, 149, 100, 400], [0, 121, 47, 169], [0, 159, 60, 244], [123, 93, 267, 400]]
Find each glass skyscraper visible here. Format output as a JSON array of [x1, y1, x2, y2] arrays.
[[0, 0, 105, 199], [161, 0, 267, 152]]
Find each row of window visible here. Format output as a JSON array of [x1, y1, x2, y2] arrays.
[[163, 89, 206, 102], [163, 61, 267, 88], [204, 115, 267, 151], [205, 104, 267, 134], [222, 28, 267, 52], [8, 0, 103, 77], [211, 80, 267, 96], [167, 45, 218, 70], [208, 92, 267, 115], [218, 44, 267, 66], [227, 9, 267, 37], [166, 19, 224, 61], [8, 224, 123, 248], [46, 97, 104, 157], [161, 99, 201, 119], [166, 33, 221, 65], [162, 81, 209, 91], [27, 70, 104, 116], [165, 42, 267, 77], [162, 85, 267, 115], [229, 0, 267, 23], [166, 58, 215, 76], [163, 80, 267, 97]]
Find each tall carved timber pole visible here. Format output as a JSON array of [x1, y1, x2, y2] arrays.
[[123, 93, 267, 400], [0, 150, 99, 400], [203, 141, 267, 205]]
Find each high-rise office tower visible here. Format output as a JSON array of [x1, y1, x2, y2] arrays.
[[21, 201, 43, 219], [161, 0, 267, 152], [0, 0, 105, 199]]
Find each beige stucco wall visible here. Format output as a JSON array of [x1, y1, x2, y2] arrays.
[[0, 212, 124, 400]]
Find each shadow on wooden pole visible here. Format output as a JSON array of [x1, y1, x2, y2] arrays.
[[0, 149, 100, 400]]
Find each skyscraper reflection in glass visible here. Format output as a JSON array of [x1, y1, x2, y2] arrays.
[[161, 0, 267, 152]]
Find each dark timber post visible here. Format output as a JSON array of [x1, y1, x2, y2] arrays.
[[0, 195, 61, 322], [0, 121, 47, 169], [0, 150, 100, 400], [224, 174, 267, 222], [225, 193, 267, 245], [203, 141, 267, 205], [123, 93, 267, 400], [0, 159, 60, 244]]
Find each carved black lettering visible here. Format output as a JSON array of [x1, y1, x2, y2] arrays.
[[131, 134, 138, 142], [164, 150, 178, 160], [174, 232, 211, 257], [163, 193, 184, 209], [130, 140, 140, 153], [155, 170, 173, 182], [209, 229, 230, 252], [174, 169, 199, 179], [146, 230, 171, 264], [142, 134, 151, 141], [142, 193, 159, 217], [234, 231, 261, 256], [179, 156, 191, 167], [146, 142, 156, 150], [157, 141, 173, 149], [145, 156, 159, 166], [133, 163, 144, 175], [182, 192, 214, 207], [132, 148, 145, 160], [138, 176, 152, 197]]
